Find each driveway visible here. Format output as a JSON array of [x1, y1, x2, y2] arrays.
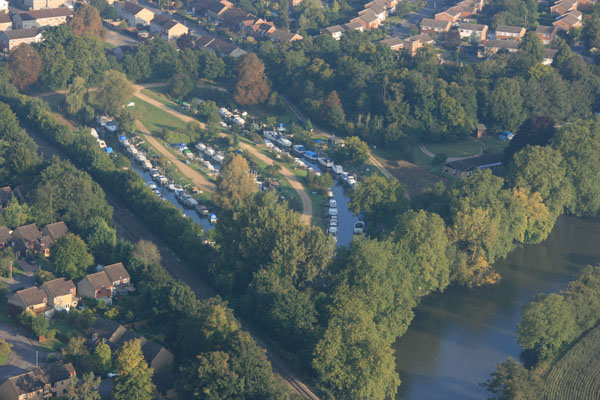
[[0, 322, 49, 381], [104, 28, 140, 47]]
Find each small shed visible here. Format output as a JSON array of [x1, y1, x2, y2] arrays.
[[476, 124, 486, 138]]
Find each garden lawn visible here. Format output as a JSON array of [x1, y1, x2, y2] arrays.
[[479, 136, 510, 154], [426, 139, 481, 158], [133, 96, 187, 134]]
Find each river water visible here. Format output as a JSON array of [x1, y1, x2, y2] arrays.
[[395, 216, 600, 400]]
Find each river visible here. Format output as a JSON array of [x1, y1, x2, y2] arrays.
[[395, 215, 600, 400]]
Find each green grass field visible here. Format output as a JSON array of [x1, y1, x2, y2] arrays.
[[479, 136, 509, 155], [133, 96, 187, 133], [543, 324, 600, 400], [425, 140, 481, 157]]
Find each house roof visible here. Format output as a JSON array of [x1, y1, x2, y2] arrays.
[[421, 18, 450, 29], [83, 271, 113, 290], [437, 6, 461, 17], [444, 153, 504, 172], [458, 22, 487, 31], [13, 287, 47, 307], [321, 25, 343, 35], [42, 278, 75, 298], [119, 1, 146, 15], [544, 48, 558, 59], [5, 362, 74, 395], [485, 39, 519, 50], [0, 186, 12, 206], [0, 226, 11, 244], [268, 29, 302, 42], [88, 318, 127, 345], [495, 24, 524, 34], [151, 14, 178, 29], [103, 262, 130, 284], [196, 35, 245, 56], [380, 37, 405, 47], [221, 7, 255, 25], [364, 4, 386, 15], [536, 25, 555, 35], [554, 13, 580, 27], [11, 223, 40, 242], [357, 9, 379, 24], [0, 15, 10, 24], [16, 7, 72, 21], [41, 221, 68, 241], [565, 9, 582, 19], [342, 21, 363, 30], [406, 32, 434, 43]]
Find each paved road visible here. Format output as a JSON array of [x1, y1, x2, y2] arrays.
[[0, 322, 49, 382], [133, 84, 313, 223], [24, 111, 320, 400]]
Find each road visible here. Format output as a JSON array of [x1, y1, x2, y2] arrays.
[[23, 113, 320, 400], [133, 84, 313, 223], [0, 322, 50, 382]]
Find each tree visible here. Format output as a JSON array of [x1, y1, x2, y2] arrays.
[[485, 78, 525, 132], [0, 247, 15, 279], [320, 90, 345, 130], [132, 240, 161, 266], [0, 338, 11, 360], [82, 217, 117, 264], [518, 31, 544, 63], [32, 314, 50, 337], [349, 175, 407, 225], [3, 197, 31, 229], [483, 358, 543, 400], [94, 341, 112, 376], [167, 73, 193, 100], [8, 44, 42, 90], [176, 33, 195, 49], [178, 351, 245, 399], [233, 53, 270, 105], [116, 106, 139, 132], [582, 16, 600, 50], [65, 76, 88, 117], [197, 100, 220, 126], [517, 293, 577, 361], [505, 116, 556, 159], [335, 136, 369, 166], [69, 4, 106, 39], [67, 372, 101, 400], [39, 45, 73, 90], [49, 233, 94, 280], [94, 70, 133, 116], [213, 154, 258, 210], [113, 339, 155, 400]]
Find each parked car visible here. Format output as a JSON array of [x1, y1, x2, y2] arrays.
[[353, 221, 365, 234]]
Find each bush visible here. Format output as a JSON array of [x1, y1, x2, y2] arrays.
[[432, 153, 448, 165], [0, 338, 11, 360]]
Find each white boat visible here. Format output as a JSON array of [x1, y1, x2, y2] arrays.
[[264, 139, 274, 148], [180, 194, 198, 208], [353, 221, 365, 234], [166, 183, 176, 191], [329, 199, 337, 208], [142, 160, 153, 170], [149, 168, 160, 178], [318, 157, 334, 168], [195, 142, 206, 152], [204, 147, 215, 157], [332, 165, 344, 175], [292, 144, 306, 155], [134, 153, 147, 163], [212, 154, 225, 164], [277, 137, 292, 147], [158, 176, 169, 186], [328, 226, 338, 234], [147, 182, 157, 190], [304, 151, 318, 162]]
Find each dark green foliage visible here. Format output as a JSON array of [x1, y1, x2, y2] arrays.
[[483, 358, 543, 400]]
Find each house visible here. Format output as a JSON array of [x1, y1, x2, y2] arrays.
[[380, 37, 405, 51], [149, 14, 188, 39], [434, 7, 462, 22], [543, 48, 558, 65], [12, 8, 72, 29], [103, 262, 131, 289], [291, 0, 303, 5], [41, 221, 68, 242], [77, 271, 113, 302], [10, 223, 41, 256], [0, 186, 13, 207], [420, 18, 451, 34], [23, 0, 67, 11], [115, 1, 154, 26], [195, 35, 246, 57], [87, 318, 128, 347], [495, 25, 526, 40], [536, 25, 557, 44], [553, 11, 582, 31], [268, 29, 303, 43], [194, 0, 232, 19], [455, 1, 478, 17], [7, 287, 51, 317], [248, 20, 276, 37], [0, 361, 75, 400], [364, 0, 398, 12], [457, 22, 488, 41], [342, 21, 364, 32], [404, 33, 434, 55], [0, 14, 11, 32], [321, 25, 344, 40], [0, 0, 7, 13], [359, 4, 387, 23], [219, 7, 256, 30], [550, 0, 577, 16], [41, 278, 78, 312], [351, 10, 380, 30], [443, 153, 504, 178], [483, 39, 519, 55]]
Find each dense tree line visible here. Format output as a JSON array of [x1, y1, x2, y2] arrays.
[[256, 31, 600, 146]]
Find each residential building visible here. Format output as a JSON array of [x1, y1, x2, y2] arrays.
[[380, 37, 405, 51], [380, 34, 433, 56], [457, 22, 488, 41], [420, 18, 451, 34], [41, 278, 78, 312], [149, 14, 188, 39], [194, 0, 232, 19], [0, 14, 11, 31], [434, 7, 462, 22], [0, 361, 76, 400], [543, 48, 558, 65], [10, 223, 41, 256], [12, 8, 72, 29], [550, 0, 577, 16], [321, 25, 344, 40], [351, 10, 380, 30], [536, 25, 557, 44], [103, 262, 131, 288], [553, 11, 582, 31], [482, 39, 519, 55], [115, 1, 154, 26], [1, 27, 42, 49], [495, 25, 526, 40], [268, 29, 303, 43], [455, 1, 478, 17], [342, 21, 364, 32], [364, 0, 398, 12], [195, 35, 246, 57], [0, 0, 7, 13], [23, 0, 67, 11], [443, 153, 504, 178], [7, 287, 51, 317], [220, 7, 257, 30], [248, 20, 276, 36], [41, 221, 68, 242], [77, 271, 113, 302], [359, 4, 387, 23]]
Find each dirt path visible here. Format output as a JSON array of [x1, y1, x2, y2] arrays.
[[135, 121, 216, 192], [134, 84, 313, 223], [419, 139, 484, 162]]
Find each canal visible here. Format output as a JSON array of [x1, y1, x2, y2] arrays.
[[395, 216, 600, 399]]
